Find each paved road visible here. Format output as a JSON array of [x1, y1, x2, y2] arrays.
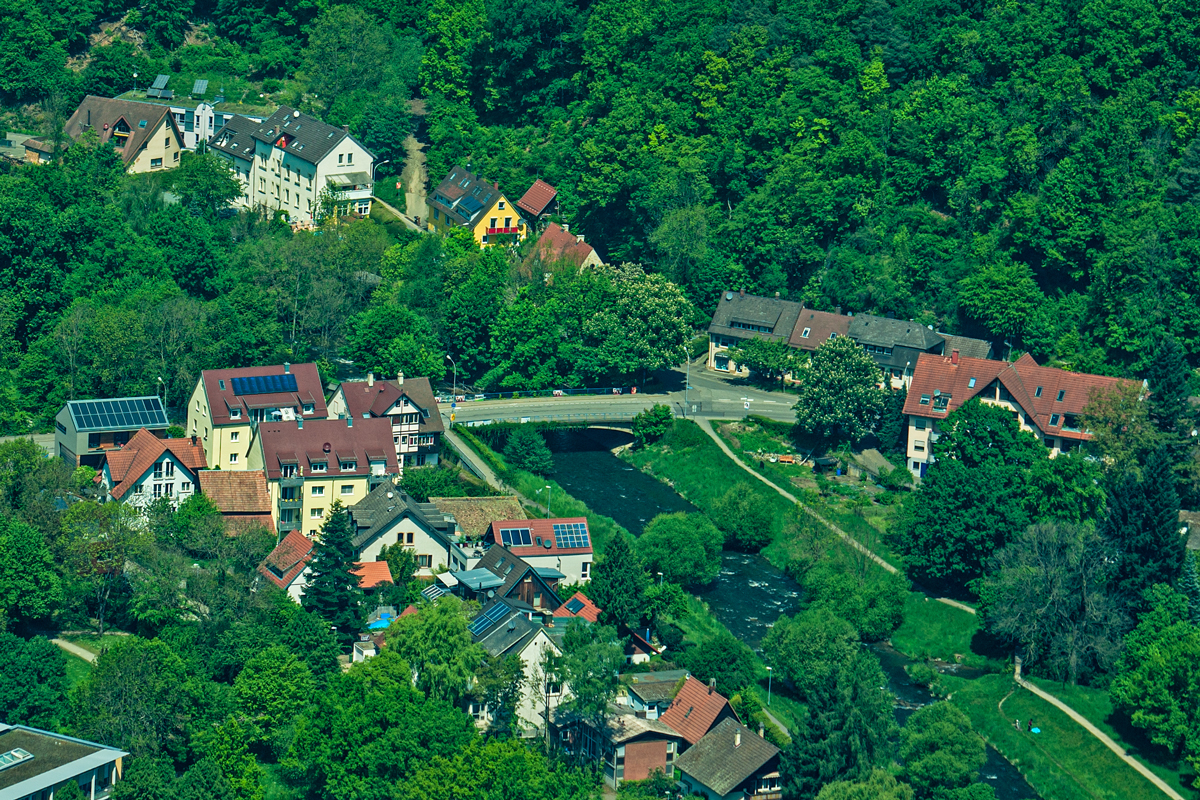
[[0, 433, 54, 457]]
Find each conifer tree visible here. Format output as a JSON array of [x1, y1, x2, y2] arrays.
[[1101, 448, 1185, 612], [589, 533, 648, 629], [1147, 335, 1189, 437], [1181, 551, 1200, 626], [301, 502, 364, 648]]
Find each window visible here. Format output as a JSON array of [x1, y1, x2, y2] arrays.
[[164, 462, 175, 477], [346, 152, 352, 164], [164, 137, 170, 147], [340, 460, 356, 471], [281, 486, 297, 500], [499, 201, 505, 210], [1034, 386, 1043, 398], [174, 151, 179, 162], [406, 532, 414, 544], [310, 508, 325, 519], [504, 217, 512, 228], [153, 484, 163, 497], [229, 453, 239, 464], [231, 408, 241, 419], [1050, 414, 1061, 426], [311, 462, 327, 472], [1056, 389, 1065, 402], [829, 332, 838, 339], [281, 464, 297, 478], [933, 392, 950, 411], [913, 441, 925, 452], [914, 418, 927, 430], [151, 158, 163, 168], [219, 379, 226, 390], [968, 377, 977, 388], [490, 217, 498, 228], [581, 562, 590, 580], [1045, 437, 1056, 449], [181, 481, 191, 492], [88, 433, 101, 449], [417, 555, 432, 568], [919, 394, 931, 405], [230, 431, 239, 442], [154, 463, 164, 480], [311, 486, 325, 496], [341, 484, 354, 495], [302, 403, 314, 415], [134, 484, 143, 494], [165, 483, 174, 497]]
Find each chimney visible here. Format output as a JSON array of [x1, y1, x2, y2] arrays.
[[284, 362, 291, 373], [735, 729, 742, 748], [347, 416, 353, 427], [494, 181, 499, 190], [739, 287, 745, 298], [297, 417, 303, 429], [562, 223, 569, 233], [951, 349, 960, 365], [191, 435, 197, 445], [576, 234, 585, 244], [343, 124, 349, 133], [835, 305, 842, 315], [758, 722, 765, 738], [397, 372, 404, 386], [368, 372, 374, 387], [708, 678, 715, 694]]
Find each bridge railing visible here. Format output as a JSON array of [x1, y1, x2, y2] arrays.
[[453, 412, 640, 426], [435, 387, 645, 404]]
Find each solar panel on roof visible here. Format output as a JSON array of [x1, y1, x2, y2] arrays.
[[566, 598, 584, 614], [146, 88, 161, 98], [192, 79, 208, 95], [151, 74, 169, 90], [553, 522, 590, 549], [68, 397, 169, 432], [499, 528, 532, 547], [468, 602, 511, 637], [421, 584, 444, 602], [230, 373, 298, 395]]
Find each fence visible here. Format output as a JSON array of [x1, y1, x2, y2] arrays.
[[457, 412, 639, 427], [435, 386, 645, 404]]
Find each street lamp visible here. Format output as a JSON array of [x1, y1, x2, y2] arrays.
[[372, 159, 391, 182], [766, 666, 772, 705], [445, 354, 457, 400], [657, 571, 663, 587], [132, 72, 138, 93], [156, 376, 165, 412], [537, 484, 552, 518]]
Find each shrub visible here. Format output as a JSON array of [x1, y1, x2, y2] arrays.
[[502, 427, 555, 476], [711, 484, 774, 551]]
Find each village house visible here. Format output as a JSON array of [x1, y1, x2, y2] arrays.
[[428, 495, 526, 541], [257, 530, 314, 601], [553, 592, 602, 625], [526, 222, 602, 269], [426, 166, 527, 246], [54, 396, 170, 468], [903, 351, 1134, 478], [659, 676, 741, 752], [674, 718, 782, 800], [249, 416, 399, 536], [196, 470, 276, 535], [186, 363, 327, 471], [516, 178, 558, 222], [326, 373, 443, 469], [101, 429, 207, 511], [615, 669, 690, 720], [346, 483, 465, 576], [557, 708, 685, 790], [27, 96, 184, 173], [0, 723, 128, 800], [446, 545, 564, 617], [209, 107, 375, 223], [707, 290, 805, 376], [481, 518, 594, 584]]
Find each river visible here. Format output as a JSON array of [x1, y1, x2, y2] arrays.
[[546, 427, 1039, 799]]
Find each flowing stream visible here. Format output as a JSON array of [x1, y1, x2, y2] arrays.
[[546, 427, 1039, 798]]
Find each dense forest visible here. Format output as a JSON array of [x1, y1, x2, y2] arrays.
[[5, 0, 1200, 435]]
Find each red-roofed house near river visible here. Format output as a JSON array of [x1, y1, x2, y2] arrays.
[[482, 518, 594, 584], [903, 351, 1137, 478]]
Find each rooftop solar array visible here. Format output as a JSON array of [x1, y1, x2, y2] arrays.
[[192, 79, 209, 95], [565, 597, 585, 614], [468, 601, 511, 636], [553, 522, 590, 549], [231, 373, 298, 396], [151, 74, 169, 89], [499, 527, 532, 547], [69, 397, 167, 433], [421, 584, 445, 602]]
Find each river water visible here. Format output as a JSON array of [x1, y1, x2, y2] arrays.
[[546, 428, 1038, 799]]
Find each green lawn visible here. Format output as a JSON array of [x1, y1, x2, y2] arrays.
[[62, 633, 129, 655], [890, 593, 985, 666], [1026, 678, 1198, 797], [946, 674, 1187, 800], [63, 653, 93, 688]]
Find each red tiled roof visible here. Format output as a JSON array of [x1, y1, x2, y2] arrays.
[[789, 309, 851, 350], [483, 518, 594, 555], [660, 676, 740, 746], [353, 560, 394, 588], [903, 352, 1135, 441], [258, 531, 313, 590], [400, 604, 418, 617], [197, 470, 271, 514], [105, 428, 207, 500], [517, 179, 557, 217], [336, 376, 444, 434], [553, 591, 601, 622], [199, 363, 327, 427], [257, 417, 400, 480], [531, 223, 597, 267]]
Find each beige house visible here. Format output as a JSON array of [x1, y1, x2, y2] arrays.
[[32, 96, 186, 173]]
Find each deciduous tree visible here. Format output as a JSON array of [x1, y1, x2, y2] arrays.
[[795, 336, 886, 445], [636, 512, 723, 588], [900, 702, 991, 800]]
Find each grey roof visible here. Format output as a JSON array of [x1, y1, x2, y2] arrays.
[[938, 332, 994, 360], [708, 292, 804, 342], [0, 725, 128, 800], [472, 603, 538, 656], [625, 670, 690, 704], [454, 568, 505, 591], [66, 396, 168, 433], [428, 166, 501, 226], [586, 707, 684, 745], [475, 545, 554, 601], [347, 483, 453, 552], [847, 315, 944, 350], [209, 114, 260, 162], [674, 718, 780, 797], [247, 106, 374, 166]]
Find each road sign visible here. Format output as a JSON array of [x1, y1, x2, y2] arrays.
[[451, 402, 457, 409], [450, 413, 455, 422]]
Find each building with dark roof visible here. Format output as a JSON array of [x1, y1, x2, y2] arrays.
[[210, 106, 375, 223], [101, 429, 207, 510], [448, 545, 564, 616], [326, 373, 443, 469], [674, 718, 781, 800], [525, 222, 602, 269], [556, 706, 685, 790], [707, 290, 806, 375], [482, 518, 593, 584], [0, 723, 128, 800], [426, 166, 528, 246], [186, 363, 327, 472], [516, 178, 558, 220], [54, 396, 169, 468], [659, 676, 740, 749], [346, 482, 464, 577], [196, 470, 276, 534], [37, 96, 185, 173], [248, 416, 399, 536], [902, 351, 1135, 477]]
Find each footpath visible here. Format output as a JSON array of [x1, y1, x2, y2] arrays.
[[697, 416, 1182, 800], [51, 638, 97, 664]]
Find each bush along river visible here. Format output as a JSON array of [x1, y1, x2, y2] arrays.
[[545, 426, 1039, 799]]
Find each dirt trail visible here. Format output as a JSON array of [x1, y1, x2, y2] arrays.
[[402, 135, 427, 224]]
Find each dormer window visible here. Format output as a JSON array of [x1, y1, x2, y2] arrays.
[[230, 408, 241, 419], [801, 328, 811, 338], [311, 461, 327, 473], [340, 460, 356, 471], [1050, 414, 1061, 426], [302, 403, 314, 415], [919, 394, 930, 405]]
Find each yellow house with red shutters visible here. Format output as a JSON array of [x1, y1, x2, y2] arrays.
[[426, 165, 528, 246]]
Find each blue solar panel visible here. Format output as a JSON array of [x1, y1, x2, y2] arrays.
[[151, 74, 169, 90], [421, 584, 445, 602], [553, 522, 590, 550], [468, 602, 511, 637], [68, 396, 167, 432], [499, 528, 532, 547], [230, 373, 298, 395], [458, 196, 483, 215]]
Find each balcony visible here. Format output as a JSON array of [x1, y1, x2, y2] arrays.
[[278, 520, 299, 534], [279, 476, 304, 488], [486, 226, 521, 235], [278, 498, 302, 510]]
